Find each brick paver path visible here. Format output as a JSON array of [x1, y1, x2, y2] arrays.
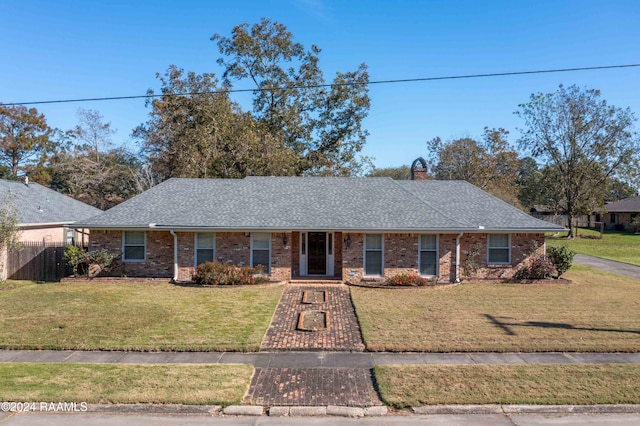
[[244, 368, 382, 406], [260, 284, 365, 351]]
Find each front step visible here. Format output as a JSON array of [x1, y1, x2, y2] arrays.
[[288, 280, 344, 285]]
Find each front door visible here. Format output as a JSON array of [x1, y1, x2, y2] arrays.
[[307, 232, 327, 275]]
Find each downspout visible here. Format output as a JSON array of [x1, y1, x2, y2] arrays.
[[455, 232, 464, 283], [169, 229, 178, 283]]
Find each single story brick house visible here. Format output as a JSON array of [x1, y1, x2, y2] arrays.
[[599, 196, 640, 231], [74, 172, 564, 283]]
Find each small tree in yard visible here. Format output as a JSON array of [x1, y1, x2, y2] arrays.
[[547, 246, 576, 278], [0, 197, 21, 280]]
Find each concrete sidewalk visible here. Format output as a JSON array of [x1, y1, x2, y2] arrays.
[[1, 349, 638, 366], [574, 254, 640, 279]]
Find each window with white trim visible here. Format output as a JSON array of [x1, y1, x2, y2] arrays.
[[419, 234, 438, 276], [364, 234, 383, 276], [195, 233, 215, 265], [487, 234, 510, 264], [251, 232, 271, 273], [123, 231, 145, 262]]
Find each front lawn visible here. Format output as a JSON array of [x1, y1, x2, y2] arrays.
[[547, 229, 640, 266], [375, 364, 640, 407], [351, 266, 640, 352], [0, 363, 252, 406], [0, 281, 283, 351]]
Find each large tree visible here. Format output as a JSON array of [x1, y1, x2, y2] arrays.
[[427, 127, 522, 206], [516, 84, 639, 236], [51, 109, 147, 209], [212, 18, 370, 176], [0, 105, 54, 177], [134, 65, 299, 182]]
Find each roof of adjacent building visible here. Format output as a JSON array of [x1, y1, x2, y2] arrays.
[[1, 179, 102, 226], [605, 196, 640, 213], [74, 177, 564, 232]]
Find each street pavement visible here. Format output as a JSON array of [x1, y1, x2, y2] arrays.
[[1, 412, 640, 425]]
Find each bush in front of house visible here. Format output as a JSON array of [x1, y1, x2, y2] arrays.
[[64, 245, 86, 276], [513, 255, 556, 280], [385, 273, 429, 286], [64, 246, 118, 278], [547, 245, 576, 277], [193, 261, 267, 286]]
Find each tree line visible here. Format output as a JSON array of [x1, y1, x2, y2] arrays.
[[1, 19, 638, 236]]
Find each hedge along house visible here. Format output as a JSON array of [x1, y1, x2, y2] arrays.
[[74, 167, 564, 283]]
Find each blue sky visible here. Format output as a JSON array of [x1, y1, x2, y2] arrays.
[[1, 0, 639, 169]]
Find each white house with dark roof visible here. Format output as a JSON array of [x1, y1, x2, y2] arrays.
[[75, 171, 564, 283]]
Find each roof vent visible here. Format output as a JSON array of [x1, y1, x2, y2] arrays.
[[24, 176, 29, 186]]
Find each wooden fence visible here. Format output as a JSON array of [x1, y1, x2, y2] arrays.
[[6, 242, 81, 282]]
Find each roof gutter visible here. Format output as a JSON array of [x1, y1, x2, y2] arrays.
[[75, 225, 564, 233], [169, 228, 178, 283], [455, 231, 464, 283]]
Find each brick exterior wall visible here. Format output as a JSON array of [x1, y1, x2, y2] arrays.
[[90, 229, 545, 283], [89, 230, 174, 278]]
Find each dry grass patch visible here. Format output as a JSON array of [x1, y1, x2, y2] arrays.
[[352, 266, 640, 352], [0, 363, 252, 405], [375, 364, 640, 407], [0, 281, 284, 351]]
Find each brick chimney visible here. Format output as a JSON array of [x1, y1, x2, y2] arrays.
[[411, 157, 428, 180]]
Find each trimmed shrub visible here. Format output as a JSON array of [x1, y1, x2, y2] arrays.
[[513, 255, 556, 280], [547, 245, 576, 277], [386, 273, 429, 286], [193, 261, 267, 286]]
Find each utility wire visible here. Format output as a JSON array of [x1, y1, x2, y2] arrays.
[[3, 63, 639, 106]]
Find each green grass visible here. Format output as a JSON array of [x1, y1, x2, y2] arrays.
[[547, 228, 640, 266], [0, 281, 283, 351], [0, 363, 252, 405], [375, 364, 640, 407], [351, 266, 640, 352]]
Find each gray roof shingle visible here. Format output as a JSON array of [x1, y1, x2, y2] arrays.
[[75, 177, 563, 232], [1, 179, 102, 225], [605, 196, 640, 213]]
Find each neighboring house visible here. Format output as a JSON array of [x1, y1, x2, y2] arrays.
[[74, 173, 564, 283], [1, 178, 102, 244], [1, 178, 102, 280], [601, 196, 640, 231], [529, 205, 591, 228]]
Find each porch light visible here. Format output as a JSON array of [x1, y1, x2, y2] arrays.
[[344, 234, 351, 248], [282, 233, 288, 246]]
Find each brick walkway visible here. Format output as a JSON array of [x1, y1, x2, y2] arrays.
[[244, 368, 382, 406], [260, 284, 365, 351]]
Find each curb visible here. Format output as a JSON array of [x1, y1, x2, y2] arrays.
[[413, 404, 640, 415], [77, 404, 640, 416]]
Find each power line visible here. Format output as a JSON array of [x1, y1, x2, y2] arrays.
[[3, 63, 639, 107]]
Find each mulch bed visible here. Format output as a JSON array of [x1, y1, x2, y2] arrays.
[[60, 276, 286, 287], [346, 277, 571, 288]]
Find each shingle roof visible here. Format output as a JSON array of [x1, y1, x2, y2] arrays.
[[605, 196, 640, 213], [75, 177, 563, 232], [1, 179, 102, 225]]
